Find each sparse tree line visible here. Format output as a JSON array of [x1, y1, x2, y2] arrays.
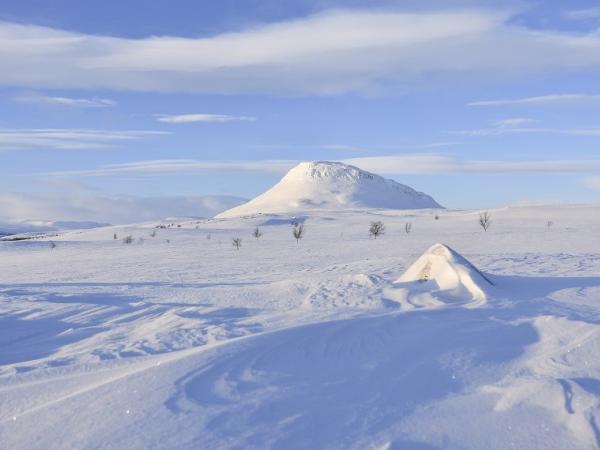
[[85, 211, 566, 253]]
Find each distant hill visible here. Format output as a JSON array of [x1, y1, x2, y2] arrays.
[[218, 161, 442, 217]]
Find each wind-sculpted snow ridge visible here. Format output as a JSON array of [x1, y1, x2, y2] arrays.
[[386, 243, 494, 309], [217, 161, 442, 217]]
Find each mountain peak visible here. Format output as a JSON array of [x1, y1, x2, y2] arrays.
[[284, 161, 375, 183], [218, 161, 442, 217]]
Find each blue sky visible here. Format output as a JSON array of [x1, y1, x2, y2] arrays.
[[1, 0, 600, 223]]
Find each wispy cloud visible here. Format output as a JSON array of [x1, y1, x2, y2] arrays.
[[47, 159, 297, 177], [155, 113, 256, 123], [493, 118, 538, 128], [44, 155, 600, 178], [563, 8, 600, 20], [449, 126, 600, 137], [4, 9, 600, 94], [468, 94, 600, 107], [343, 155, 600, 175], [0, 129, 168, 150], [15, 93, 116, 107]]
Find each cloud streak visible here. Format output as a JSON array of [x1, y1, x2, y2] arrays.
[[468, 94, 600, 107], [0, 128, 168, 150], [15, 93, 116, 107], [3, 9, 600, 94], [44, 155, 600, 178], [48, 159, 297, 176], [564, 8, 600, 20], [344, 155, 600, 175], [449, 126, 600, 137], [155, 113, 256, 123]]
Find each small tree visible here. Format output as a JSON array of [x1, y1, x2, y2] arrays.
[[369, 221, 385, 239], [123, 235, 134, 244], [113, 233, 118, 240], [405, 222, 412, 234], [479, 211, 492, 232], [293, 223, 305, 244], [232, 237, 242, 250], [253, 227, 263, 240], [49, 241, 56, 249]]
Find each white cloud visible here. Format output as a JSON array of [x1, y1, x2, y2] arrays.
[[564, 8, 600, 20], [155, 113, 256, 123], [0, 192, 247, 225], [450, 123, 600, 137], [0, 128, 168, 150], [47, 159, 297, 177], [15, 93, 116, 107], [3, 9, 600, 94], [343, 155, 600, 175], [468, 94, 600, 107], [44, 155, 600, 178], [493, 118, 538, 128]]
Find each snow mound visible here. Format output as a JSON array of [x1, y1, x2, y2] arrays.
[[388, 243, 493, 308], [217, 161, 442, 217]]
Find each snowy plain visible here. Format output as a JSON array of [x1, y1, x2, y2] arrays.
[[1, 204, 600, 449]]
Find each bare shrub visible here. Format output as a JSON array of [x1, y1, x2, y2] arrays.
[[369, 221, 385, 239], [150, 230, 156, 238], [232, 237, 242, 250], [122, 235, 134, 244], [253, 227, 263, 240], [113, 233, 118, 240], [434, 215, 440, 221], [479, 211, 492, 232], [405, 222, 412, 234], [292, 223, 305, 243]]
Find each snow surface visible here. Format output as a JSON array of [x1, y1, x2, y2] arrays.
[[1, 204, 600, 449], [217, 161, 441, 217]]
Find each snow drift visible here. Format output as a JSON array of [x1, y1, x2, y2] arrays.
[[217, 161, 442, 217], [387, 243, 494, 308]]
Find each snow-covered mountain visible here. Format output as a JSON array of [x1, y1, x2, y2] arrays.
[[218, 161, 442, 217]]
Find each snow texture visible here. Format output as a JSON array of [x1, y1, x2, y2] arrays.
[[1, 204, 600, 449]]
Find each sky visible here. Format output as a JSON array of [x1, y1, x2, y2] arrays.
[[1, 0, 600, 224]]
